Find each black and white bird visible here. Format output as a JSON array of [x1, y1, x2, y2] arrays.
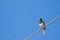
[[39, 18, 46, 35]]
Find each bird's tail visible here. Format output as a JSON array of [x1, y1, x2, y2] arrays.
[[42, 29, 46, 35]]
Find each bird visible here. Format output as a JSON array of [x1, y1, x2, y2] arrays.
[[39, 18, 46, 35]]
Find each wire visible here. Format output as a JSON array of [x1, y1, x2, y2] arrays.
[[25, 29, 41, 40], [45, 16, 60, 26], [25, 15, 60, 40]]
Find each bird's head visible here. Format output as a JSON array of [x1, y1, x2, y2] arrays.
[[40, 18, 42, 21]]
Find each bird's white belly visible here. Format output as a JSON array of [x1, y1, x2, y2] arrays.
[[39, 23, 44, 27], [39, 23, 45, 29]]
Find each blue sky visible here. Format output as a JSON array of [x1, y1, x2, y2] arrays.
[[0, 0, 60, 40]]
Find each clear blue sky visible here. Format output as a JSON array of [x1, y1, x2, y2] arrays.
[[0, 0, 60, 40]]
